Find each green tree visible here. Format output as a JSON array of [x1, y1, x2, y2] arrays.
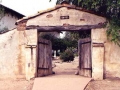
[[40, 32, 79, 53], [64, 31, 79, 48], [40, 32, 67, 52]]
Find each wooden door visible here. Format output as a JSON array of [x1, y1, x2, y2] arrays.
[[37, 38, 52, 77], [78, 37, 92, 77]]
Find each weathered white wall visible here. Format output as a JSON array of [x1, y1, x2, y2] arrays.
[[26, 7, 106, 26], [104, 40, 120, 78], [92, 28, 120, 79], [92, 45, 104, 80], [0, 13, 18, 30], [13, 29, 37, 80], [0, 29, 37, 80], [24, 30, 37, 80], [0, 29, 26, 79]]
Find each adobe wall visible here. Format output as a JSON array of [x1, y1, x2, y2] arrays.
[[92, 28, 120, 79], [1, 28, 120, 80], [24, 30, 37, 80], [16, 29, 37, 80], [0, 29, 37, 80], [0, 29, 25, 79], [26, 7, 106, 27], [104, 39, 120, 78]]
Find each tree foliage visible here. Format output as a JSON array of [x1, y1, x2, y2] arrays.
[[40, 32, 67, 52], [40, 32, 78, 52], [56, 0, 120, 45]]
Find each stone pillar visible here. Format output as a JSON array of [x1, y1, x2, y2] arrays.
[[16, 30, 26, 79], [91, 28, 107, 80], [24, 30, 37, 80], [92, 44, 104, 80]]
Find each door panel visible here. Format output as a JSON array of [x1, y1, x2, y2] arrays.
[[78, 38, 92, 77], [37, 38, 52, 77]]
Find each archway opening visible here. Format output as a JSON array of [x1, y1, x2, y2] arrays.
[[37, 29, 91, 77]]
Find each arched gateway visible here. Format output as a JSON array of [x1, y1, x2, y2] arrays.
[[16, 4, 107, 80]]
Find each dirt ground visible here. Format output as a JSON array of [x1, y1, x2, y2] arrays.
[[85, 78, 120, 90], [0, 57, 120, 90], [52, 57, 120, 90], [0, 79, 34, 90]]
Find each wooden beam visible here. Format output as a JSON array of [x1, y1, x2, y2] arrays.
[[92, 43, 104, 47], [26, 24, 105, 31], [25, 45, 37, 48]]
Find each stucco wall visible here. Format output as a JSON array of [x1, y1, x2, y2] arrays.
[[104, 41, 120, 78], [0, 13, 18, 30], [24, 30, 37, 80], [92, 28, 120, 79], [0, 29, 37, 80], [26, 7, 106, 26], [0, 29, 26, 79]]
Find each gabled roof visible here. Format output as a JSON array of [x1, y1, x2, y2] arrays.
[[16, 4, 105, 25], [0, 4, 25, 18]]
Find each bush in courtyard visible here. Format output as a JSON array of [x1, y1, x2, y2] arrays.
[[60, 48, 75, 62]]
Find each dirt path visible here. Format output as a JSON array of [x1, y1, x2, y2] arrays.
[[53, 57, 120, 90], [52, 57, 79, 75], [85, 78, 120, 90], [0, 79, 34, 90], [0, 57, 120, 90]]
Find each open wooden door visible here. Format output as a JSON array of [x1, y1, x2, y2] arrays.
[[78, 37, 92, 77], [37, 38, 52, 77]]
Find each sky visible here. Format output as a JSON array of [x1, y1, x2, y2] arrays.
[[1, 0, 65, 38], [1, 0, 57, 16]]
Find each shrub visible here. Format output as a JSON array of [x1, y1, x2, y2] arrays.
[[60, 48, 75, 62]]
